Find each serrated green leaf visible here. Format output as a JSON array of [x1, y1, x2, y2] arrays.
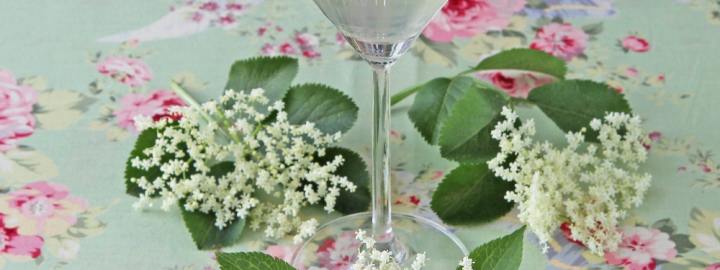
[[472, 48, 566, 79], [409, 77, 474, 144], [461, 227, 525, 270], [225, 56, 299, 102], [432, 163, 514, 225], [438, 86, 507, 164], [181, 162, 245, 250], [125, 128, 161, 197], [527, 80, 632, 142], [216, 252, 296, 270], [283, 84, 359, 134], [317, 147, 370, 214]]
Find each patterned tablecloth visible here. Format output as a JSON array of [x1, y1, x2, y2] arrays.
[[1, 0, 720, 269]]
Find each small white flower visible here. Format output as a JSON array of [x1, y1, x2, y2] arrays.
[[459, 257, 473, 270]]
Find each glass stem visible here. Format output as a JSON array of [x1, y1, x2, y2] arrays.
[[371, 64, 393, 242]]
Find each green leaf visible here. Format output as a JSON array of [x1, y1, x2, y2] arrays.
[[651, 218, 677, 235], [181, 162, 245, 250], [124, 128, 161, 197], [225, 56, 299, 102], [409, 77, 474, 144], [438, 86, 507, 164], [216, 252, 296, 270], [670, 234, 696, 254], [432, 163, 514, 225], [461, 227, 525, 270], [284, 83, 359, 134], [527, 80, 631, 142], [317, 147, 371, 214], [582, 23, 604, 36], [472, 48, 566, 79]]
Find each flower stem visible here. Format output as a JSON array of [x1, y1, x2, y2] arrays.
[[170, 82, 240, 143]]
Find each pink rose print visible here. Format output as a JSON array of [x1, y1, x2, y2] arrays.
[[0, 214, 43, 259], [96, 56, 153, 87], [186, 1, 245, 28], [476, 71, 554, 98], [316, 231, 361, 270], [530, 23, 589, 61], [707, 263, 720, 270], [621, 35, 650, 53], [113, 90, 186, 132], [423, 0, 526, 42], [0, 69, 37, 152], [0, 181, 88, 237], [260, 31, 322, 59], [604, 226, 678, 270]]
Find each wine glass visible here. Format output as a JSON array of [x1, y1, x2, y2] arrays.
[[292, 0, 468, 268]]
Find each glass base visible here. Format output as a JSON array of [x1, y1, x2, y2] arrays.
[[291, 212, 468, 269]]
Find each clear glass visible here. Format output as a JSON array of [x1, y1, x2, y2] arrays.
[[292, 0, 468, 268]]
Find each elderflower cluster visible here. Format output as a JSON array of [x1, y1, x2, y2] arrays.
[[487, 107, 651, 255], [129, 88, 356, 243], [350, 230, 473, 270]]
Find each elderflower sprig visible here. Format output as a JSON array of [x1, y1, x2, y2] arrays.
[[487, 107, 651, 255], [129, 88, 356, 243], [351, 230, 473, 270]]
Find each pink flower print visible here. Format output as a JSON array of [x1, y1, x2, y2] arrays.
[[96, 56, 153, 87], [316, 231, 361, 270], [626, 67, 639, 78], [295, 33, 319, 48], [278, 43, 297, 55], [261, 43, 277, 56], [530, 23, 589, 61], [476, 71, 554, 98], [648, 131, 662, 142], [604, 226, 678, 270], [218, 14, 236, 26], [225, 3, 244, 11], [191, 12, 204, 22], [0, 214, 43, 259], [643, 131, 662, 150], [258, 26, 269, 36], [621, 35, 650, 53], [0, 69, 37, 152], [0, 181, 88, 237], [199, 1, 220, 11], [113, 89, 186, 132], [706, 263, 720, 270], [301, 49, 321, 59], [423, 0, 526, 42]]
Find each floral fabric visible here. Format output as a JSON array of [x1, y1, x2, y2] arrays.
[[1, 0, 719, 269]]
